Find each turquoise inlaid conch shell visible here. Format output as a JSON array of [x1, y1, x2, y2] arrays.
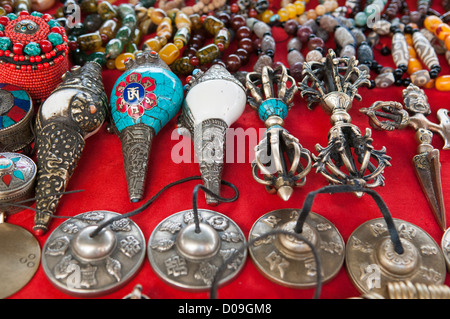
[[110, 51, 184, 202]]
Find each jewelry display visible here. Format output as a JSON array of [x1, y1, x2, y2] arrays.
[[246, 64, 312, 201], [360, 84, 449, 231], [109, 50, 183, 203], [0, 84, 34, 155], [41, 210, 146, 297], [178, 64, 246, 205], [299, 49, 391, 192], [34, 61, 108, 235]]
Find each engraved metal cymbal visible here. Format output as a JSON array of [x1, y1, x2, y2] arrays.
[[346, 218, 446, 298], [440, 227, 450, 272], [147, 209, 247, 291], [41, 211, 146, 297], [248, 208, 345, 289], [0, 218, 40, 299]]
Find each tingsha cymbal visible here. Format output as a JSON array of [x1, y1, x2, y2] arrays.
[[0, 219, 40, 299], [41, 211, 146, 297], [147, 209, 247, 291], [346, 217, 446, 298], [248, 208, 345, 289]]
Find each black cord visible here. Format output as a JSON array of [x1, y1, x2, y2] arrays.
[[294, 184, 404, 254]]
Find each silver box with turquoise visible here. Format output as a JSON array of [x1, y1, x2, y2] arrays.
[[109, 51, 184, 203]]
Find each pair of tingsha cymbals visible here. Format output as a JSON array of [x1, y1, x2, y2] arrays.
[[248, 209, 447, 298], [42, 208, 248, 296]]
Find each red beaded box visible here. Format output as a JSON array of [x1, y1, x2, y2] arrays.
[[0, 11, 69, 103]]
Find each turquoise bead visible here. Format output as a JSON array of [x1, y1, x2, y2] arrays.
[[0, 37, 11, 51], [258, 98, 288, 122], [48, 32, 64, 45], [24, 42, 41, 56], [354, 12, 368, 27]]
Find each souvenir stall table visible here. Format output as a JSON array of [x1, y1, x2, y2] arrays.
[[2, 0, 450, 300]]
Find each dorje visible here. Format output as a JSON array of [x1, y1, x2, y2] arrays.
[[345, 217, 446, 298], [248, 208, 344, 288], [147, 209, 247, 291], [41, 211, 146, 297], [246, 65, 312, 201]]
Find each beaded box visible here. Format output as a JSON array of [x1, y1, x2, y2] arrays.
[[0, 11, 69, 103]]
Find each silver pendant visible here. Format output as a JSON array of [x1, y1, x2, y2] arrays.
[[248, 208, 345, 288], [0, 213, 40, 299], [441, 227, 450, 272], [147, 209, 247, 291], [41, 210, 146, 297], [346, 217, 446, 298]]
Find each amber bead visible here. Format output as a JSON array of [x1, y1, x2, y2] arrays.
[[261, 10, 274, 24], [159, 43, 180, 65], [236, 26, 252, 40], [407, 57, 423, 75], [424, 15, 443, 33], [141, 36, 167, 52], [235, 48, 249, 65], [306, 9, 317, 20], [196, 44, 220, 65], [106, 58, 116, 70], [189, 14, 203, 31], [435, 23, 450, 41], [156, 17, 173, 40], [238, 37, 253, 52], [175, 11, 191, 29], [174, 27, 190, 49], [435, 75, 450, 91], [445, 35, 450, 51], [149, 8, 167, 25], [278, 8, 290, 22], [408, 45, 416, 58], [230, 14, 246, 31], [115, 53, 134, 71]]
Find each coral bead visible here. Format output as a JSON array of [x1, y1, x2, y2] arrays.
[[407, 58, 422, 75], [40, 40, 53, 53], [13, 43, 23, 55], [435, 75, 450, 91]]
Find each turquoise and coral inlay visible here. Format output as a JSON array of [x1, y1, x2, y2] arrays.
[[0, 83, 32, 130], [0, 155, 24, 187], [258, 98, 289, 122], [110, 66, 183, 134]]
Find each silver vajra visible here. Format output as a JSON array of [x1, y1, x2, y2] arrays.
[[298, 49, 391, 193], [246, 65, 312, 201]]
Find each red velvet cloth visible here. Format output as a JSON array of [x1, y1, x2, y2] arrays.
[[6, 0, 450, 299]]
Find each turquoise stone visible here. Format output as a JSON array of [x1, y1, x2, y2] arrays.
[[354, 12, 368, 27], [258, 98, 288, 122], [110, 65, 184, 134]]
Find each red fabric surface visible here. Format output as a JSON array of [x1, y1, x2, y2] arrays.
[[5, 0, 450, 299]]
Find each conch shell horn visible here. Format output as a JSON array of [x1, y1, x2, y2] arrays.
[[33, 62, 107, 235]]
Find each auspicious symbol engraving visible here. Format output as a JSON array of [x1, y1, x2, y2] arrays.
[[116, 72, 157, 120], [420, 245, 438, 256], [62, 223, 79, 234], [419, 266, 443, 283], [221, 232, 244, 243], [110, 219, 132, 232], [119, 235, 142, 258], [265, 251, 289, 279], [194, 262, 218, 285], [262, 215, 281, 228], [398, 223, 417, 240], [184, 211, 202, 224], [106, 257, 121, 282], [207, 215, 229, 231], [252, 233, 275, 246], [81, 211, 105, 224], [220, 248, 244, 270], [320, 241, 344, 255], [165, 256, 188, 277], [316, 223, 332, 231], [150, 239, 175, 252], [351, 237, 374, 253], [360, 264, 381, 290], [160, 220, 182, 234], [304, 257, 317, 277], [45, 236, 70, 256], [369, 223, 388, 237]]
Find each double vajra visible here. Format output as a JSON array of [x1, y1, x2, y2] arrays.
[[246, 49, 392, 200]]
